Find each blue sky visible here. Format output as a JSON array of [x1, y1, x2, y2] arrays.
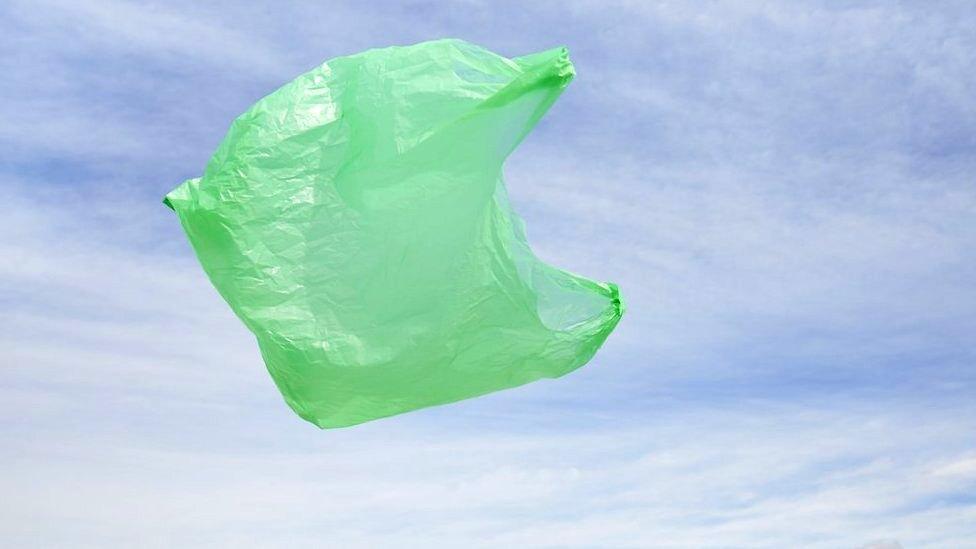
[[2, 0, 975, 547]]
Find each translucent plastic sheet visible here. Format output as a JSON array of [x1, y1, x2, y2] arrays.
[[165, 39, 624, 428]]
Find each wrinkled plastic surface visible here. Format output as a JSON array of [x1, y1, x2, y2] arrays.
[[165, 39, 624, 428]]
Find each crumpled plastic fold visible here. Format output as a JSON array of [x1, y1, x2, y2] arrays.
[[164, 39, 624, 428]]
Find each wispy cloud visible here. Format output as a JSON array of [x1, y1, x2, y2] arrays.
[[2, 393, 973, 547]]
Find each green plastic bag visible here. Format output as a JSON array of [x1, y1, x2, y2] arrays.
[[165, 39, 623, 428]]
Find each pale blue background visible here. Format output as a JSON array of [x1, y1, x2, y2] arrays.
[[2, 1, 974, 547]]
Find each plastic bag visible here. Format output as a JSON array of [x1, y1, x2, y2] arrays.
[[164, 39, 624, 428]]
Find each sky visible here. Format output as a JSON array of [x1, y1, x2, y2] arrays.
[[1, 0, 975, 547]]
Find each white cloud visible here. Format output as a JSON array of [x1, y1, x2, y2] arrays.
[[1, 396, 974, 547], [860, 541, 903, 549], [7, 0, 291, 74], [931, 456, 976, 479]]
